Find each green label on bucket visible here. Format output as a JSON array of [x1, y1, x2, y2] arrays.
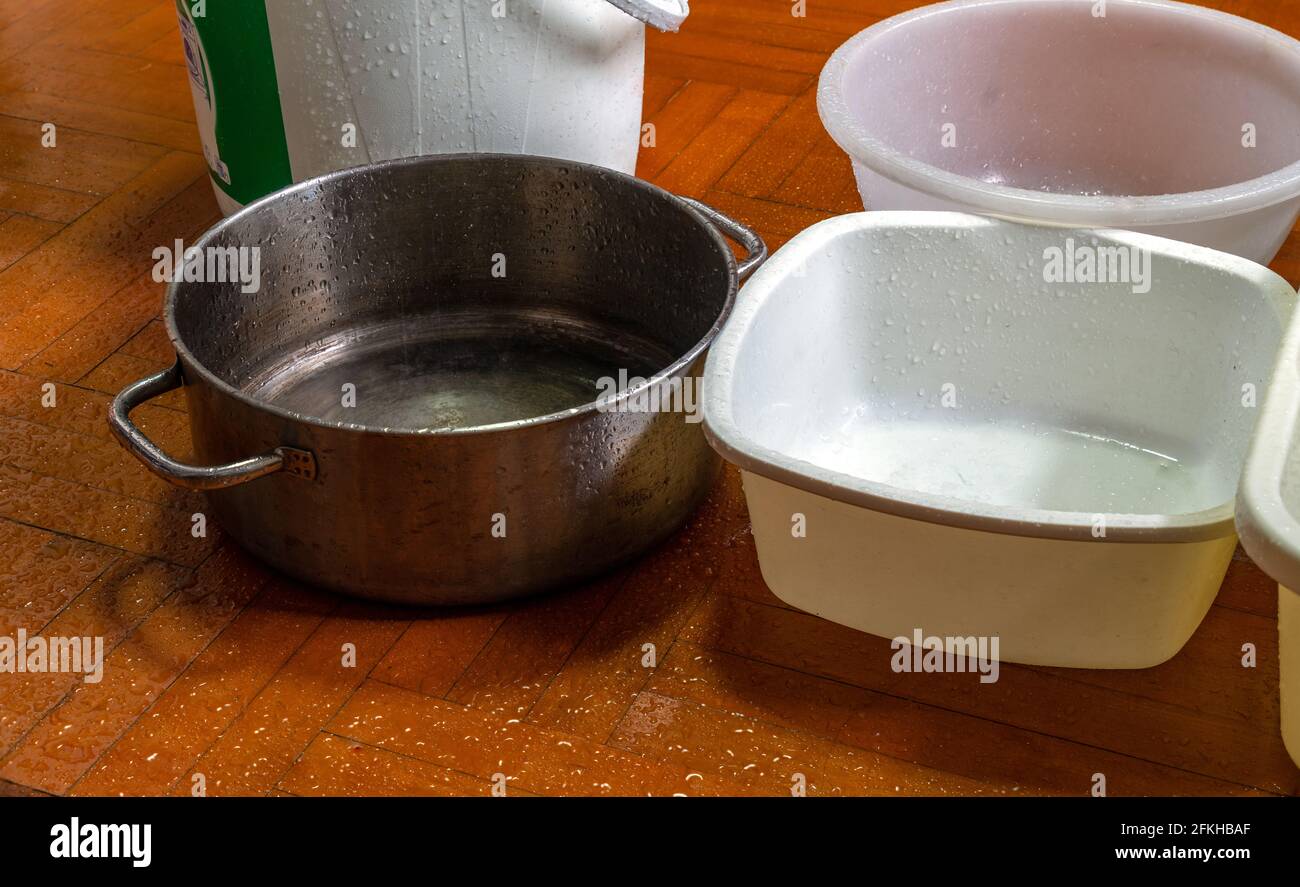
[[175, 0, 293, 207]]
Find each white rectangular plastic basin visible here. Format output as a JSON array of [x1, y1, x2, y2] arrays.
[[702, 212, 1294, 669], [1237, 302, 1300, 768]]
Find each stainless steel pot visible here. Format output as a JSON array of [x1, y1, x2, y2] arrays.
[[109, 154, 764, 605]]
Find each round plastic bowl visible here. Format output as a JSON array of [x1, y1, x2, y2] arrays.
[[817, 0, 1300, 263]]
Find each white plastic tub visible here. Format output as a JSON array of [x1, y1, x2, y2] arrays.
[[1237, 305, 1300, 767], [817, 0, 1300, 264], [702, 212, 1294, 669]]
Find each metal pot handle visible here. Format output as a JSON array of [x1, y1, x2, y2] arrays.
[[678, 196, 768, 281], [108, 361, 316, 491]]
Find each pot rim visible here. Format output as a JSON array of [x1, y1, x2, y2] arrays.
[[164, 152, 740, 438], [817, 0, 1300, 227]]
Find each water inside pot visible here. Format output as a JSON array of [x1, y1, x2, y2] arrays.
[[243, 306, 677, 430]]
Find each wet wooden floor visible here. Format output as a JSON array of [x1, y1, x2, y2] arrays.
[[1, 0, 1298, 797]]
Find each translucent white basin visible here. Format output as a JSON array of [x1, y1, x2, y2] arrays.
[[817, 0, 1300, 263]]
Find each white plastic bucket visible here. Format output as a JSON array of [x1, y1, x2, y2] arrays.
[[175, 0, 649, 215]]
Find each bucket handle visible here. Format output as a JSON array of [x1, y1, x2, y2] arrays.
[[108, 361, 316, 491], [678, 196, 768, 281]]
